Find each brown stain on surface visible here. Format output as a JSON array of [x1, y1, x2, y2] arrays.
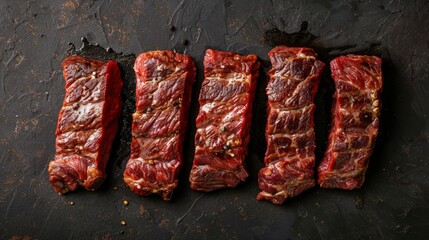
[[10, 236, 35, 240], [139, 205, 145, 216]]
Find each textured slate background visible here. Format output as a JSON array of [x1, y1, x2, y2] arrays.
[[1, 0, 428, 239]]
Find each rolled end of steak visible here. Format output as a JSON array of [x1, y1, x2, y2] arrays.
[[123, 50, 196, 200], [257, 46, 325, 204], [49, 56, 123, 194], [318, 54, 383, 190], [189, 49, 260, 191]]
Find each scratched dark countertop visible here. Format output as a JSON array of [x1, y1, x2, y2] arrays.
[[1, 0, 428, 239]]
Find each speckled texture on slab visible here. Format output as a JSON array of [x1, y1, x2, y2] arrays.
[[0, 0, 428, 239]]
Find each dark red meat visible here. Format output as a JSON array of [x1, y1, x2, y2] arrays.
[[318, 55, 383, 189], [257, 46, 324, 204], [189, 49, 259, 191], [123, 50, 195, 200], [49, 56, 123, 194]]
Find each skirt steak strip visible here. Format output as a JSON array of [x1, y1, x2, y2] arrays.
[[189, 49, 260, 191], [49, 56, 123, 194], [124, 50, 195, 200], [318, 55, 383, 189], [257, 46, 324, 204]]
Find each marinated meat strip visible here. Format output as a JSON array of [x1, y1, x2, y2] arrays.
[[49, 56, 123, 194], [189, 49, 260, 191], [257, 46, 325, 204], [318, 55, 383, 189], [123, 50, 195, 200]]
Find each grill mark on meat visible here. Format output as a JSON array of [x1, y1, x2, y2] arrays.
[[48, 56, 123, 194], [189, 49, 260, 191], [318, 54, 383, 190], [123, 50, 195, 200], [257, 46, 324, 204]]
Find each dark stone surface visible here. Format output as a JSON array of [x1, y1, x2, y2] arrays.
[[1, 0, 428, 239]]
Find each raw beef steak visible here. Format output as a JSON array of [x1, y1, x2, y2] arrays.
[[123, 50, 195, 200], [318, 55, 383, 189], [257, 46, 325, 204], [189, 49, 260, 191], [49, 56, 123, 194]]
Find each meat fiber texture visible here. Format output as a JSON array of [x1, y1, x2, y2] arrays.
[[189, 49, 260, 191], [318, 55, 383, 189], [123, 50, 195, 200], [257, 46, 325, 204], [49, 56, 123, 194]]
